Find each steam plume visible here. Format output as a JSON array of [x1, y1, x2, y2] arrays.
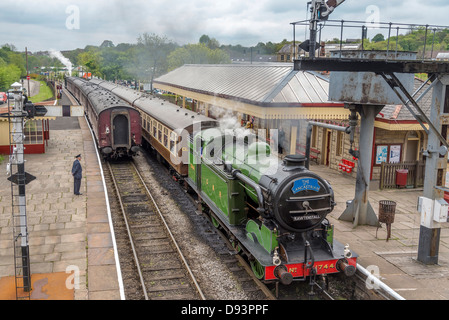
[[49, 49, 73, 76]]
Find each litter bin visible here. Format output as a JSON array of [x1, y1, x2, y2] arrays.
[[378, 200, 396, 241], [396, 169, 408, 188]]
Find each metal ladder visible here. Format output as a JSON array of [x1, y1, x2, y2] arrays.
[[7, 96, 32, 300]]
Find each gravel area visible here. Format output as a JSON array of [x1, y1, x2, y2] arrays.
[[133, 151, 254, 300]]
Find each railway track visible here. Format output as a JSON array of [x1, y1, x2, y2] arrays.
[[105, 159, 205, 300], [136, 149, 276, 300]]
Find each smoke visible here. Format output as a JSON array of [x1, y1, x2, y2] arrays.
[[208, 102, 254, 140], [49, 49, 73, 76]]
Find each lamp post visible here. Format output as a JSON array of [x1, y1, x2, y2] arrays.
[[8, 82, 33, 297]]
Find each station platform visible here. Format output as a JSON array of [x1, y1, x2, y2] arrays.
[[0, 109, 448, 300], [310, 163, 449, 300], [0, 115, 123, 300]]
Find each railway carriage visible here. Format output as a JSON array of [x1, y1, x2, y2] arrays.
[[65, 77, 141, 158], [134, 98, 218, 176], [89, 78, 218, 175]]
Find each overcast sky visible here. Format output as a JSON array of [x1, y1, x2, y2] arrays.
[[1, 0, 449, 53]]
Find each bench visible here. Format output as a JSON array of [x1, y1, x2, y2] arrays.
[[338, 159, 355, 173], [296, 143, 320, 163]]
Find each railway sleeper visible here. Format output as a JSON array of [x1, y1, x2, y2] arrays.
[[147, 284, 191, 292]]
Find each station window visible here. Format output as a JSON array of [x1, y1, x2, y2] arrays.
[[311, 126, 318, 148], [336, 131, 344, 156], [23, 120, 43, 144]]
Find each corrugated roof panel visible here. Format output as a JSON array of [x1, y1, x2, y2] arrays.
[[271, 71, 330, 103], [155, 64, 293, 103]]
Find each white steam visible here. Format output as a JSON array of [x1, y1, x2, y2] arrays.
[[49, 49, 73, 76]]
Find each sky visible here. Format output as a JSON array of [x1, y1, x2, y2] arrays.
[[1, 0, 449, 53]]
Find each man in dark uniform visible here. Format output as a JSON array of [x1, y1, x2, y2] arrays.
[[72, 154, 83, 195]]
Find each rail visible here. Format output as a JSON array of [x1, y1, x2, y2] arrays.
[[290, 19, 449, 61], [131, 161, 206, 300], [107, 160, 205, 300], [356, 264, 405, 300]]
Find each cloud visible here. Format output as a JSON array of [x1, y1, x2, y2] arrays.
[[0, 0, 448, 52]]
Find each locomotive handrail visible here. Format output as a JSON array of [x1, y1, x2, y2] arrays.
[[231, 169, 266, 217], [287, 193, 332, 201], [289, 207, 331, 214]]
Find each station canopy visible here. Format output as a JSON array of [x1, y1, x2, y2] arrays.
[[154, 64, 331, 105]]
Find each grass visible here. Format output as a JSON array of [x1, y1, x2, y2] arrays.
[[29, 80, 54, 103]]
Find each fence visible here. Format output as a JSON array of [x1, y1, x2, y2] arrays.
[[379, 161, 425, 190]]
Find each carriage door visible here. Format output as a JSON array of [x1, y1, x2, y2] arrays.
[[112, 111, 129, 147]]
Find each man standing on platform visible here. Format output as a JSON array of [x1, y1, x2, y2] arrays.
[[72, 154, 83, 195]]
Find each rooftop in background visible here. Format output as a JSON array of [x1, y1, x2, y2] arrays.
[[154, 64, 331, 105], [377, 77, 433, 123]]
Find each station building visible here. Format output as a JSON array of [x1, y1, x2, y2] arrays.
[[153, 63, 431, 185], [0, 105, 51, 154]]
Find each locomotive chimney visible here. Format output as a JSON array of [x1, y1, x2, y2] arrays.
[[283, 154, 306, 169]]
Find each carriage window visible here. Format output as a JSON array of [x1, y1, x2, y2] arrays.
[[163, 127, 168, 147], [153, 121, 157, 137], [170, 132, 177, 155], [158, 124, 162, 142]]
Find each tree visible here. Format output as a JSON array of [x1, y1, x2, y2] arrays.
[[372, 33, 385, 43], [199, 34, 220, 50], [78, 49, 102, 76], [136, 33, 178, 87], [0, 64, 21, 91], [100, 40, 115, 48], [167, 43, 231, 71]]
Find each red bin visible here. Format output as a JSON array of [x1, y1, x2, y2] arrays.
[[396, 169, 408, 188]]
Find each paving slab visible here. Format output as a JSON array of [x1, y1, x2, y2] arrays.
[[0, 115, 122, 300], [310, 163, 449, 300]]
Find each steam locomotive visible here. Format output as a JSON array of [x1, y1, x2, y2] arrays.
[[65, 77, 141, 158], [89, 78, 358, 285]]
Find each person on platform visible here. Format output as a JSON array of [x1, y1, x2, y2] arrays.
[[72, 154, 83, 195]]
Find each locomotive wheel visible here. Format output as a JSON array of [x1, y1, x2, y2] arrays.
[[250, 259, 265, 280]]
